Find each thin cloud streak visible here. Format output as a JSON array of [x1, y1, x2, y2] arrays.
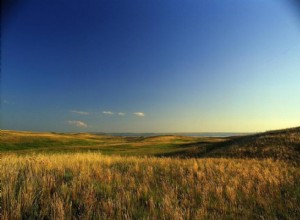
[[67, 120, 87, 128], [70, 110, 90, 115], [133, 112, 145, 117], [103, 111, 114, 115], [118, 112, 126, 116]]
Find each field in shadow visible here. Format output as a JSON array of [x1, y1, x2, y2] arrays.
[[157, 127, 300, 164]]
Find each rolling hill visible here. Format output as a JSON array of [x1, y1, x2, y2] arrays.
[[1, 127, 300, 164], [166, 126, 300, 164]]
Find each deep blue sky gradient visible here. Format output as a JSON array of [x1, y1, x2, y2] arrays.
[[2, 0, 300, 132]]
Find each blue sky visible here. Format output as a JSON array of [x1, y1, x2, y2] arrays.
[[2, 0, 300, 132]]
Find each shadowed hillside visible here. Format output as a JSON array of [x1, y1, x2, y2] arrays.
[[161, 127, 300, 164]]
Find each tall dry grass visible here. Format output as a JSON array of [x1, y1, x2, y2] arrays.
[[1, 153, 299, 219]]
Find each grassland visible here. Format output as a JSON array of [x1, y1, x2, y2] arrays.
[[0, 130, 211, 156], [2, 153, 299, 219], [165, 127, 300, 165], [1, 127, 300, 219]]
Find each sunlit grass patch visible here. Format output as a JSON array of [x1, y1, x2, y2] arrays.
[[1, 153, 299, 219]]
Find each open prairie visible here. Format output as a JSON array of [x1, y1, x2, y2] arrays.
[[3, 0, 300, 219], [1, 127, 300, 219], [0, 130, 224, 156]]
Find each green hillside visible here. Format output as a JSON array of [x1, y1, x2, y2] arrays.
[[2, 127, 300, 164], [166, 127, 300, 164]]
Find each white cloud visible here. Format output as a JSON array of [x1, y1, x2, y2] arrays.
[[67, 120, 87, 128], [133, 112, 145, 117], [102, 111, 114, 115], [118, 112, 126, 116], [70, 110, 90, 115]]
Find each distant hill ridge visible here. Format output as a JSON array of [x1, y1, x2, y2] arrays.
[[1, 127, 300, 164], [190, 126, 300, 164]]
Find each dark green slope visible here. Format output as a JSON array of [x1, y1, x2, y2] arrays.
[[162, 127, 300, 164]]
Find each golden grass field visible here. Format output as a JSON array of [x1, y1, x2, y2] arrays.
[[2, 153, 299, 219], [1, 127, 300, 219]]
